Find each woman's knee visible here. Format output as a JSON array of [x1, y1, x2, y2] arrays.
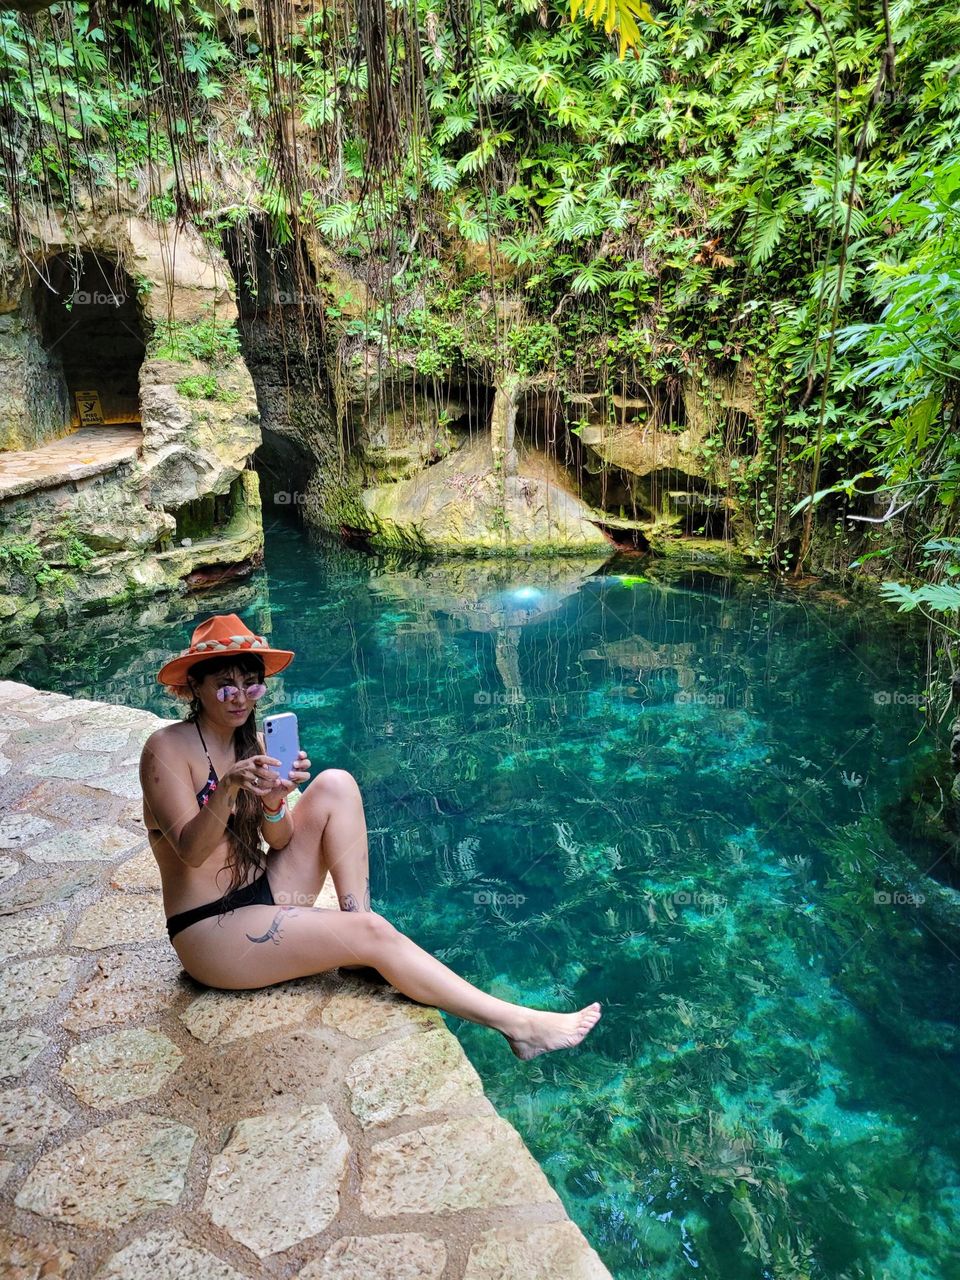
[[354, 910, 399, 957], [313, 768, 360, 797], [293, 769, 357, 829]]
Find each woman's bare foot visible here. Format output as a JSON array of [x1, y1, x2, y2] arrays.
[[503, 1002, 602, 1060]]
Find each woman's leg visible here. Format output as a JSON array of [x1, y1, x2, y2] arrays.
[[267, 768, 376, 972], [173, 905, 601, 1060], [266, 769, 370, 911]]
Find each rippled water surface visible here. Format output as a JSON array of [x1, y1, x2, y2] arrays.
[[15, 520, 960, 1280]]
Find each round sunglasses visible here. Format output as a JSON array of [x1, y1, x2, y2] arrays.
[[216, 682, 267, 702]]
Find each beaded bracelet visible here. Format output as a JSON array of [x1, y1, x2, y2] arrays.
[[262, 799, 287, 823]]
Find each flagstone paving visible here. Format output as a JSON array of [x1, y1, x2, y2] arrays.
[[0, 679, 612, 1280], [0, 426, 142, 500]]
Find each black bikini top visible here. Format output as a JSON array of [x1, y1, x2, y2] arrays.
[[195, 720, 219, 807]]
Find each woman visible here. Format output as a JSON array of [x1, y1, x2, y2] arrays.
[[140, 613, 602, 1060]]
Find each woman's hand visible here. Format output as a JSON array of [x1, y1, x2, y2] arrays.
[[221, 754, 287, 800], [257, 750, 311, 810]]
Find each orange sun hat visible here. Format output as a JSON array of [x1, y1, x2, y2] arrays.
[[156, 613, 295, 695]]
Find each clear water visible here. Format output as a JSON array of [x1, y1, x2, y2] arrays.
[[13, 520, 960, 1280]]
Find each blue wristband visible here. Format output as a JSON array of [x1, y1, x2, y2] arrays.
[[262, 800, 287, 823]]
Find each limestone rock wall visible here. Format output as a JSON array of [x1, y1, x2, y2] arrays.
[[355, 434, 612, 557], [25, 207, 235, 328], [0, 296, 72, 453], [138, 357, 260, 510], [0, 208, 265, 648], [563, 366, 760, 554], [0, 439, 263, 649]]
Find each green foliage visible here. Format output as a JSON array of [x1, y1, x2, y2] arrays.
[[176, 372, 239, 401], [177, 373, 219, 399], [0, 535, 42, 571], [377, 0, 960, 598], [400, 297, 498, 377], [5, 0, 960, 620], [879, 580, 960, 616], [33, 566, 76, 594], [507, 322, 559, 374], [62, 536, 94, 570], [570, 0, 661, 59], [810, 154, 960, 627], [153, 316, 241, 367], [0, 524, 91, 594]]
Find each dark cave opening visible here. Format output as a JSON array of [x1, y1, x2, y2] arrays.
[[33, 251, 145, 427]]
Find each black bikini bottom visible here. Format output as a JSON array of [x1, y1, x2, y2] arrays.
[[166, 871, 276, 942]]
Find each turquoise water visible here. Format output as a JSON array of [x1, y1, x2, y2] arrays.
[[14, 520, 960, 1279]]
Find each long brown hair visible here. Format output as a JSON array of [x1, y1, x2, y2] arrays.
[[184, 652, 269, 900]]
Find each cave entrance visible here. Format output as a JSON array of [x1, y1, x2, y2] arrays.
[[33, 252, 146, 428]]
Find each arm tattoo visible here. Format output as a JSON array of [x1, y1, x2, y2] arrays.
[[245, 906, 299, 944]]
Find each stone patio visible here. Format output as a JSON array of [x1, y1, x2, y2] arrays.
[[0, 680, 612, 1280], [0, 426, 142, 500]]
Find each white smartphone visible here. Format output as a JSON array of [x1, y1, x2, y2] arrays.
[[263, 712, 300, 784]]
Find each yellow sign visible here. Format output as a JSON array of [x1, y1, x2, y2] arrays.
[[75, 390, 104, 425]]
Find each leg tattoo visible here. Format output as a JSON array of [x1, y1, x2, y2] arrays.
[[339, 877, 371, 913], [245, 906, 299, 944]]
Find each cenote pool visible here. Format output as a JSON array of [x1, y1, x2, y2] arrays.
[[13, 520, 960, 1280]]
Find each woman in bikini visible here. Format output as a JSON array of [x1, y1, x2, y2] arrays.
[[140, 613, 602, 1060]]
